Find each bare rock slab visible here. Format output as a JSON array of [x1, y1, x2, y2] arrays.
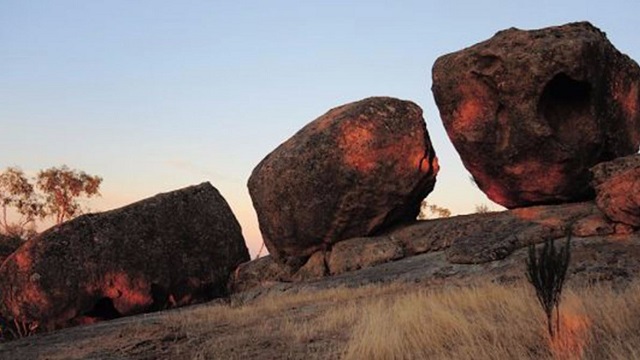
[[327, 236, 404, 276], [0, 182, 249, 331], [432, 22, 640, 208], [231, 201, 622, 293], [248, 97, 439, 264]]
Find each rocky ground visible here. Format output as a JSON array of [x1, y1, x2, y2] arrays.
[[2, 208, 639, 359]]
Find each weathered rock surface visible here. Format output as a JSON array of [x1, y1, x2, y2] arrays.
[[328, 236, 405, 275], [0, 182, 249, 331], [432, 22, 640, 208], [0, 234, 21, 265], [248, 97, 439, 265], [572, 213, 615, 237], [231, 201, 634, 292], [592, 154, 640, 227], [234, 234, 640, 302], [229, 255, 295, 294]]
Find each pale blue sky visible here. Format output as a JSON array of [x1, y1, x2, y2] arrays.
[[2, 1, 639, 256]]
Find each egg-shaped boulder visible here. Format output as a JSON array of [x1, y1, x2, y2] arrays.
[[248, 97, 439, 265]]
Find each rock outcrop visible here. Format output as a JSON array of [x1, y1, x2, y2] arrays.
[[432, 22, 640, 208], [0, 182, 249, 331], [231, 200, 635, 292], [248, 97, 439, 265], [591, 154, 640, 227], [232, 233, 640, 305]]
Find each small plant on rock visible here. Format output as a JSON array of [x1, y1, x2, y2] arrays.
[[526, 232, 571, 338], [0, 315, 39, 341]]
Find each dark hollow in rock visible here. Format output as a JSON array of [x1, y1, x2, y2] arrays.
[[83, 298, 121, 321], [538, 73, 593, 147]]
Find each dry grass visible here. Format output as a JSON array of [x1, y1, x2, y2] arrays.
[[165, 284, 407, 359], [344, 284, 546, 360], [163, 281, 640, 360], [344, 282, 640, 360]]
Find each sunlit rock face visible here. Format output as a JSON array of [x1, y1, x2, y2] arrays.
[[432, 21, 640, 208], [591, 154, 640, 227], [0, 182, 249, 331], [248, 97, 439, 265]]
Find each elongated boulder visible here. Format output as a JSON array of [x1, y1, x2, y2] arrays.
[[248, 97, 439, 264], [591, 154, 640, 227], [432, 22, 640, 208], [0, 182, 249, 331]]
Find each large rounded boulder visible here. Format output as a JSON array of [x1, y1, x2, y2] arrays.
[[0, 182, 249, 331], [432, 22, 640, 208], [248, 97, 439, 265]]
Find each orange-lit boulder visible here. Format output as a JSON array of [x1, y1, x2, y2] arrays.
[[248, 97, 439, 265], [591, 155, 640, 227], [0, 182, 249, 331], [432, 22, 640, 208]]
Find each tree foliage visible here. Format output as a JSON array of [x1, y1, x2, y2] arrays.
[[526, 233, 571, 338], [36, 165, 102, 224], [417, 200, 452, 220], [0, 165, 102, 238], [0, 167, 43, 237]]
